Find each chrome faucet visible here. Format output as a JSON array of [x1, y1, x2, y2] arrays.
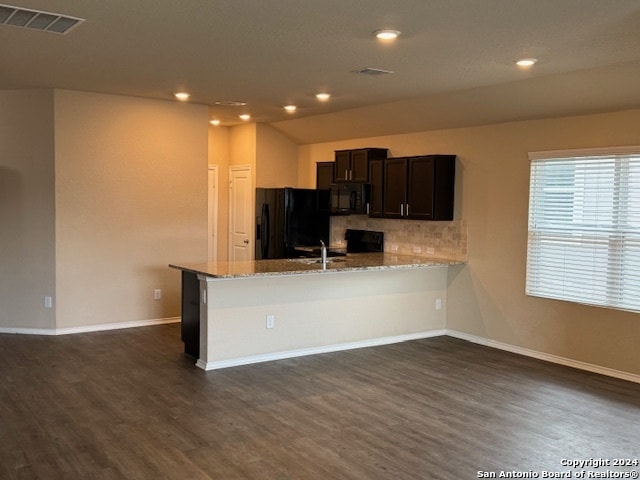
[[320, 240, 328, 267]]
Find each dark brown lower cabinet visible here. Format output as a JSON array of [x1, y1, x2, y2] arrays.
[[181, 271, 200, 358]]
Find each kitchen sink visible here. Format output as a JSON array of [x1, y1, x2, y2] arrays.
[[287, 257, 347, 265]]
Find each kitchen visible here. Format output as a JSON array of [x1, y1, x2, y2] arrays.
[[3, 1, 640, 477], [172, 148, 465, 369], [3, 91, 640, 380], [4, 95, 640, 479], [3, 2, 640, 382]]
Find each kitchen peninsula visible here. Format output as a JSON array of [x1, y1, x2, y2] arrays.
[[170, 253, 462, 370]]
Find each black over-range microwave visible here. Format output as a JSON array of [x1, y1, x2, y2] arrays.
[[330, 183, 370, 215]]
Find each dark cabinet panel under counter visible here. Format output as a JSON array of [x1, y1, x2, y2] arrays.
[[180, 270, 200, 358]]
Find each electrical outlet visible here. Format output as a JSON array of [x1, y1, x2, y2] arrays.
[[390, 244, 398, 252], [435, 298, 442, 310], [413, 246, 422, 254], [426, 247, 435, 255], [266, 314, 275, 329], [44, 296, 53, 309], [153, 289, 162, 300]]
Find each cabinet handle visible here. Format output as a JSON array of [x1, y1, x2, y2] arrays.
[[400, 204, 404, 216], [406, 204, 410, 216], [366, 203, 370, 215]]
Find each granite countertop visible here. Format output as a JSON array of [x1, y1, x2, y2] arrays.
[[169, 253, 463, 279]]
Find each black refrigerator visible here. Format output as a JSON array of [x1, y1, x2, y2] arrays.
[[255, 188, 329, 259]]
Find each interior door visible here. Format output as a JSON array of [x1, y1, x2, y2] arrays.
[[228, 165, 253, 262]]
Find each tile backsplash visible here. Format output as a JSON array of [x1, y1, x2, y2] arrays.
[[330, 215, 467, 261]]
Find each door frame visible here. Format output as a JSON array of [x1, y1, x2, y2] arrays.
[[228, 164, 254, 261], [208, 165, 219, 262]]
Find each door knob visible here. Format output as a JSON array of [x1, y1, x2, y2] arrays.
[[243, 239, 249, 244]]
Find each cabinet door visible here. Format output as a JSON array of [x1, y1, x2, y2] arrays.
[[431, 155, 456, 220], [406, 156, 435, 220], [350, 149, 369, 182], [368, 158, 384, 217], [383, 158, 407, 218], [316, 162, 335, 190], [334, 151, 351, 182]]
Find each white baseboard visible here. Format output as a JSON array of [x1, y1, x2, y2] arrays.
[[446, 329, 640, 385], [0, 317, 180, 336], [196, 329, 447, 371], [3, 319, 638, 384]]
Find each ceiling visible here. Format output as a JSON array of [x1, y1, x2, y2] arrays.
[[2, 0, 640, 144]]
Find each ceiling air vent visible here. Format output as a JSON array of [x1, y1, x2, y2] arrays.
[[215, 100, 248, 107], [353, 67, 395, 76], [0, 3, 84, 34]]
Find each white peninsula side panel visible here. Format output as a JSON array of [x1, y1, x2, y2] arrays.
[[197, 267, 448, 370]]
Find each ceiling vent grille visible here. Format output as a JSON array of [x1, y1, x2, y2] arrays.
[[353, 67, 395, 76], [0, 4, 84, 34]]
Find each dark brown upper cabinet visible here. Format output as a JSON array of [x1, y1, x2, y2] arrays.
[[376, 155, 456, 221], [382, 158, 408, 218], [316, 161, 335, 190], [334, 148, 388, 183]]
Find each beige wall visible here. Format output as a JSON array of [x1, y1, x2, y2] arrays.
[[299, 109, 640, 376], [256, 123, 299, 188], [230, 123, 256, 166], [0, 90, 56, 329], [54, 90, 208, 328]]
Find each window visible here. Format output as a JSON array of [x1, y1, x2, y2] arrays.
[[526, 147, 640, 312]]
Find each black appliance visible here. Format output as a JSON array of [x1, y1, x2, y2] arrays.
[[256, 188, 330, 259], [345, 229, 384, 253], [330, 183, 370, 215]]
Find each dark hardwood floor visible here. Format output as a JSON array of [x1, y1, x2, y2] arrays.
[[1, 324, 639, 479]]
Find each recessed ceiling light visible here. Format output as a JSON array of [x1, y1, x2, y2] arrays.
[[516, 58, 538, 67], [374, 29, 401, 41], [239, 114, 251, 121], [316, 93, 331, 102], [174, 92, 190, 101], [284, 105, 297, 113], [209, 119, 220, 126]]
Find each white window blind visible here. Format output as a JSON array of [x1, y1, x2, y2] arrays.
[[526, 147, 640, 312]]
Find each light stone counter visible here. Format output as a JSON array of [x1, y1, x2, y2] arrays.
[[169, 252, 462, 279]]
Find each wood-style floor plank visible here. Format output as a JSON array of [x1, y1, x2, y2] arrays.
[[1, 324, 639, 479]]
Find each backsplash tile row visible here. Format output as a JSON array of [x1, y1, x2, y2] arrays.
[[330, 215, 467, 261]]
